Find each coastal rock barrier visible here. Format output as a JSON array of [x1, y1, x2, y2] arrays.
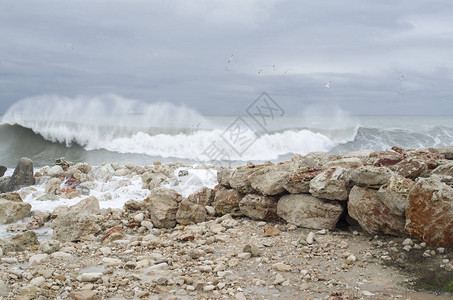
[[2, 145, 453, 249]]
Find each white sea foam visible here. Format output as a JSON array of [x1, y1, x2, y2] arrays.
[[2, 94, 358, 161]]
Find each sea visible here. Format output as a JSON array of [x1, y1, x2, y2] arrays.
[[1, 95, 453, 239], [1, 95, 453, 169]]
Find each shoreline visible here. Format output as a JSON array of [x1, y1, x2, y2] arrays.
[[1, 146, 453, 298]]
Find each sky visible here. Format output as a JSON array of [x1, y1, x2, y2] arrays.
[[0, 0, 452, 116]]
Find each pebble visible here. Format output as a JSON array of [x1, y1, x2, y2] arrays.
[[79, 272, 103, 282], [402, 238, 413, 246], [403, 245, 412, 252], [345, 255, 357, 265], [272, 274, 285, 285], [306, 232, 315, 244], [275, 263, 291, 272]]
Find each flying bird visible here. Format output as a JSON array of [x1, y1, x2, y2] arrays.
[[225, 66, 229, 71], [325, 81, 332, 88], [273, 65, 276, 71], [65, 43, 74, 50], [399, 75, 404, 81], [227, 55, 234, 63], [258, 69, 262, 74]]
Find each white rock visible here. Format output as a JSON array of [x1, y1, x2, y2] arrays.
[[134, 213, 145, 223], [306, 232, 315, 244], [30, 276, 46, 286], [102, 257, 122, 266], [437, 247, 445, 254], [403, 245, 412, 252], [51, 251, 72, 259], [275, 263, 291, 272], [29, 254, 49, 266], [141, 221, 154, 230], [80, 272, 102, 282], [235, 292, 247, 300], [272, 274, 285, 285], [402, 238, 413, 246], [238, 253, 251, 260], [48, 165, 64, 177], [345, 255, 357, 265], [99, 247, 112, 256]]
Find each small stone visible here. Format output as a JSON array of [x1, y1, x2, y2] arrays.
[[238, 253, 251, 260], [79, 272, 102, 282], [257, 221, 267, 226], [198, 265, 213, 272], [203, 284, 215, 292], [402, 238, 413, 246], [235, 292, 246, 300], [420, 242, 427, 248], [229, 258, 239, 267], [70, 290, 98, 300], [423, 250, 431, 258], [317, 229, 326, 235], [306, 232, 315, 244], [403, 245, 412, 252], [264, 225, 280, 236], [272, 274, 285, 285], [345, 255, 357, 265], [210, 224, 225, 234], [134, 213, 144, 223], [243, 243, 261, 257], [275, 263, 291, 272], [29, 253, 49, 266], [437, 247, 445, 254]]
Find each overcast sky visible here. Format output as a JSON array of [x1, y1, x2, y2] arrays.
[[0, 0, 452, 115]]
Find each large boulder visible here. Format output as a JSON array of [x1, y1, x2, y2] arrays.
[[432, 161, 453, 176], [217, 168, 233, 188], [283, 167, 322, 194], [187, 187, 215, 206], [348, 186, 405, 236], [405, 177, 453, 247], [0, 166, 6, 177], [351, 166, 393, 188], [436, 146, 453, 160], [390, 158, 428, 179], [0, 193, 31, 224], [367, 150, 403, 167], [89, 164, 115, 182], [228, 166, 259, 194], [239, 194, 279, 221], [277, 194, 344, 230], [213, 189, 243, 216], [148, 187, 183, 228], [309, 167, 351, 201], [176, 200, 207, 225], [0, 157, 34, 193], [249, 163, 293, 196], [51, 196, 101, 242], [377, 174, 415, 216]]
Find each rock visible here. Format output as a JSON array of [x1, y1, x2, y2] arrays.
[[124, 199, 146, 211], [348, 186, 405, 236], [284, 167, 322, 194], [11, 230, 39, 251], [0, 157, 34, 193], [243, 243, 261, 257], [187, 187, 215, 206], [249, 164, 292, 195], [351, 166, 393, 188], [377, 174, 415, 216], [228, 166, 258, 194], [213, 189, 243, 216], [45, 177, 62, 194], [79, 272, 102, 282], [39, 240, 60, 254], [178, 169, 188, 177], [37, 193, 60, 201], [277, 194, 344, 230], [432, 161, 453, 176], [102, 257, 122, 266], [30, 276, 46, 286], [48, 165, 64, 177], [0, 166, 6, 177], [101, 226, 125, 244], [275, 263, 291, 272], [390, 158, 428, 179], [217, 168, 233, 188], [114, 168, 131, 176], [367, 150, 403, 167], [405, 177, 453, 247], [0, 198, 31, 225], [345, 255, 357, 265], [29, 253, 49, 266], [239, 194, 279, 221], [51, 196, 101, 242], [325, 157, 363, 168], [264, 225, 280, 236], [0, 279, 9, 297], [176, 200, 207, 225], [148, 187, 183, 228], [70, 290, 98, 300], [306, 232, 315, 244], [6, 223, 27, 232], [436, 146, 453, 160], [89, 164, 115, 182], [309, 167, 351, 200]]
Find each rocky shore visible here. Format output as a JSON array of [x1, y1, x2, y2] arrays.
[[1, 146, 453, 299]]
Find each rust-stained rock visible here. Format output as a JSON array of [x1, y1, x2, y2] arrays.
[[249, 164, 292, 196], [264, 225, 280, 236], [229, 165, 262, 194], [405, 177, 453, 247], [101, 226, 124, 244], [277, 194, 344, 230], [148, 187, 183, 228], [367, 150, 403, 167], [377, 174, 415, 216], [351, 165, 393, 188], [283, 167, 322, 194], [176, 200, 207, 225], [309, 167, 351, 201], [217, 168, 233, 188], [239, 194, 279, 221], [390, 158, 428, 179], [213, 189, 243, 216], [432, 161, 453, 177], [187, 187, 215, 206], [348, 186, 405, 236]]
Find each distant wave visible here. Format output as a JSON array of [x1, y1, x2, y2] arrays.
[[2, 94, 453, 164]]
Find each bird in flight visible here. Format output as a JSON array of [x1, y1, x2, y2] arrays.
[[399, 75, 404, 81], [225, 66, 229, 71], [258, 69, 262, 74], [227, 55, 234, 63], [273, 65, 276, 71], [65, 43, 74, 50], [325, 81, 332, 88]]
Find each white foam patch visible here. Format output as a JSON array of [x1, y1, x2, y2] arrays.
[[161, 167, 218, 198]]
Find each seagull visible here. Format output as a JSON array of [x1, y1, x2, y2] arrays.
[[399, 75, 404, 81], [325, 81, 332, 88], [225, 66, 229, 71], [65, 43, 74, 50], [227, 55, 234, 63], [284, 68, 292, 75], [258, 69, 262, 74], [273, 65, 276, 71]]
